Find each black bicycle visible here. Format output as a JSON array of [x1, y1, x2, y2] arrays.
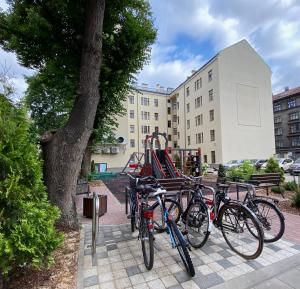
[[179, 175, 265, 260], [234, 182, 285, 243]]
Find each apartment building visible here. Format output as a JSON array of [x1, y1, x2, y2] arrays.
[[92, 39, 275, 170], [273, 86, 300, 159]]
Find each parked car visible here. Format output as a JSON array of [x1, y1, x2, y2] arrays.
[[289, 158, 300, 175], [224, 160, 244, 169], [261, 158, 293, 172], [254, 159, 267, 170]]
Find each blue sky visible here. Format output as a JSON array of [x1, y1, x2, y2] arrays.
[[1, 0, 300, 98]]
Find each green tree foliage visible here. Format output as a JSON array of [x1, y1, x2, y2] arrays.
[[264, 157, 285, 183], [0, 0, 156, 143], [284, 181, 298, 192], [0, 94, 63, 276], [292, 191, 300, 208], [227, 160, 255, 181]]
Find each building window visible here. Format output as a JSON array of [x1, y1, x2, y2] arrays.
[[187, 136, 191, 145], [172, 115, 177, 122], [130, 139, 135, 148], [274, 116, 281, 123], [194, 79, 202, 91], [177, 102, 179, 109], [210, 130, 215, 141], [141, 111, 150, 120], [141, 125, 150, 134], [177, 116, 179, 124], [128, 95, 134, 104], [209, 89, 213, 102], [274, 104, 282, 112], [168, 107, 171, 114], [186, 87, 190, 96], [187, 120, 190, 129], [129, 110, 134, 119], [187, 103, 190, 113], [196, 132, 203, 144], [204, 155, 207, 163], [291, 137, 300, 147], [208, 70, 212, 82], [211, 151, 216, 163], [168, 120, 171, 128], [276, 141, 283, 148], [288, 99, 296, 109], [195, 97, 201, 108], [290, 124, 300, 133], [275, 127, 283, 136], [177, 132, 180, 139], [154, 113, 159, 121], [154, 99, 158, 107], [173, 128, 177, 135], [289, 112, 299, 121], [130, 125, 135, 133], [195, 114, 203, 126], [168, 134, 171, 141], [173, 142, 178, 148], [141, 97, 149, 106], [210, 110, 214, 121], [155, 126, 159, 133]]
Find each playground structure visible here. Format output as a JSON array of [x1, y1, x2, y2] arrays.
[[123, 132, 202, 178]]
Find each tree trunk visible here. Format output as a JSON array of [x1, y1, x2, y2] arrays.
[[81, 137, 93, 177], [41, 0, 105, 229]]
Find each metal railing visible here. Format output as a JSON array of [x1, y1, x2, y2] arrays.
[[92, 192, 100, 256]]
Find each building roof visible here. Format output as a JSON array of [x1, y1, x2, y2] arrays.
[[273, 86, 300, 101]]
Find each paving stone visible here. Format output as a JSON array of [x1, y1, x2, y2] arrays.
[[99, 281, 116, 289], [193, 272, 223, 289], [167, 285, 183, 289], [278, 269, 300, 288], [217, 259, 234, 269], [246, 260, 264, 270], [84, 275, 99, 287], [147, 279, 166, 289], [174, 271, 192, 283], [191, 258, 204, 267], [267, 244, 281, 252], [254, 278, 293, 289], [126, 265, 141, 276], [85, 249, 92, 255], [181, 280, 200, 289], [98, 251, 108, 259], [107, 243, 118, 251], [161, 275, 178, 287], [292, 244, 300, 251], [218, 249, 233, 258], [115, 277, 131, 289]]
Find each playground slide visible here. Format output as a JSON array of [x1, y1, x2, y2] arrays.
[[163, 149, 180, 178], [151, 150, 166, 178]]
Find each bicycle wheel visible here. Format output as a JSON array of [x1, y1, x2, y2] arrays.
[[153, 199, 182, 232], [169, 220, 195, 276], [185, 200, 210, 248], [246, 199, 285, 243], [131, 203, 137, 232], [219, 202, 264, 260], [140, 219, 154, 270]]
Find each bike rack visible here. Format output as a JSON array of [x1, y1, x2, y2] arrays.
[[92, 192, 100, 256]]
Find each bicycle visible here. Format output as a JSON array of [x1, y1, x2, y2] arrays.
[[232, 182, 285, 243], [179, 174, 264, 260]]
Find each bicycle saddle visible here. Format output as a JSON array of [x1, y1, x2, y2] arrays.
[[136, 184, 157, 194], [217, 184, 229, 188]]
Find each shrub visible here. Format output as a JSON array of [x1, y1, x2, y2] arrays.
[[201, 162, 209, 176], [227, 160, 255, 181], [292, 191, 300, 208], [218, 164, 226, 178], [271, 186, 285, 194], [264, 157, 285, 183], [284, 181, 298, 192], [174, 154, 181, 169], [91, 160, 96, 173], [0, 95, 63, 277]]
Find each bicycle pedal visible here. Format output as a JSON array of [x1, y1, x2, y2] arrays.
[[181, 229, 188, 236]]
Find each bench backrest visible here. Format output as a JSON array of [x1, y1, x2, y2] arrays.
[[250, 173, 281, 184], [130, 178, 186, 192]]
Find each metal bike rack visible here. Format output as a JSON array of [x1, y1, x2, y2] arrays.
[[92, 192, 100, 256]]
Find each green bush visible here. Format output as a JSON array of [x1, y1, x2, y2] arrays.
[[0, 95, 63, 277], [201, 162, 209, 176], [292, 191, 300, 208], [174, 154, 181, 169], [91, 160, 96, 173], [264, 157, 285, 183], [271, 186, 285, 194], [284, 181, 298, 192], [227, 160, 255, 181]]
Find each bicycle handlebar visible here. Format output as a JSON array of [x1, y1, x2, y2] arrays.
[[120, 172, 158, 184]]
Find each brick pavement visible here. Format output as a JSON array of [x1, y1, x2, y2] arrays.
[[77, 223, 300, 289]]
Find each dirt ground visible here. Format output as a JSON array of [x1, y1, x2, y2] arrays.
[[7, 230, 80, 289]]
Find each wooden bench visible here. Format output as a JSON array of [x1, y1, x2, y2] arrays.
[[248, 173, 283, 197], [125, 178, 188, 214]]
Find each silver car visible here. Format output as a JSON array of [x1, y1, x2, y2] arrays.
[[289, 158, 300, 175]]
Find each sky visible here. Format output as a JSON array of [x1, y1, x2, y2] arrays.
[[0, 0, 300, 98]]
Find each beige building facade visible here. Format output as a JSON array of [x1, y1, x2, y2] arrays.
[[92, 40, 275, 170]]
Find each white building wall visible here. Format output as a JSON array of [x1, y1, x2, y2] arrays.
[[218, 40, 275, 163]]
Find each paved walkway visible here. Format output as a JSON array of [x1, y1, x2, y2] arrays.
[[77, 224, 300, 289]]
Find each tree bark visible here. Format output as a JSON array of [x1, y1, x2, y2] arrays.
[[81, 137, 93, 177], [41, 0, 105, 229]]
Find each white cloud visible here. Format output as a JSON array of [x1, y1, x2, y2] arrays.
[[137, 0, 300, 93]]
